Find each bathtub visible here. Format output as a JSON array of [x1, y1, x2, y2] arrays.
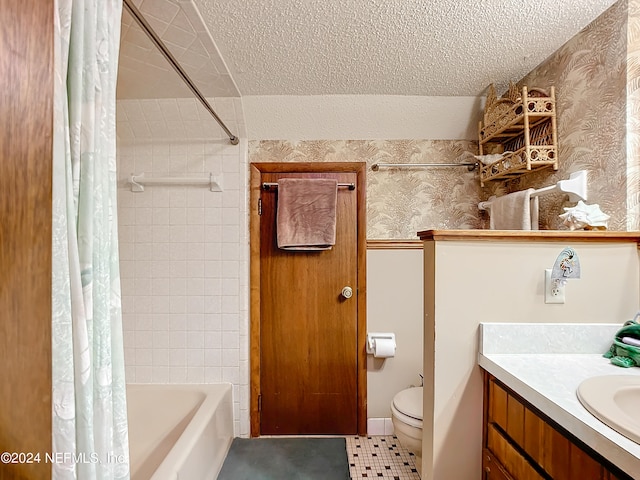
[[126, 383, 234, 480]]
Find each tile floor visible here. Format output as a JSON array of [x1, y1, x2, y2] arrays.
[[346, 435, 421, 479]]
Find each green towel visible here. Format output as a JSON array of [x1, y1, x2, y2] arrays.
[[604, 315, 640, 368]]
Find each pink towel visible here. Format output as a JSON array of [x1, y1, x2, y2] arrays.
[[276, 178, 338, 250], [489, 189, 539, 230]]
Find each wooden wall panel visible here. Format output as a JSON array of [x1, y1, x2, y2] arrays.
[[506, 394, 525, 447], [0, 0, 54, 478], [523, 408, 545, 469], [489, 380, 508, 431]]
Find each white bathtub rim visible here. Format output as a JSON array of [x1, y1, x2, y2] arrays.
[[135, 383, 234, 480], [127, 382, 234, 480]]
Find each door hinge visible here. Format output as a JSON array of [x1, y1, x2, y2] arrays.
[[258, 198, 262, 216], [258, 394, 262, 412]]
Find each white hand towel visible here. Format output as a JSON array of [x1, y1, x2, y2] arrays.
[[530, 195, 539, 231], [489, 188, 539, 230]]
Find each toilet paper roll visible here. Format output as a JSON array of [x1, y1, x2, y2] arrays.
[[373, 338, 396, 358]]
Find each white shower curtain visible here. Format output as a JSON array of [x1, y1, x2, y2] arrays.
[[52, 1, 129, 479]]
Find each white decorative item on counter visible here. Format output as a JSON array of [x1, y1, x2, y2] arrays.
[[559, 201, 610, 230]]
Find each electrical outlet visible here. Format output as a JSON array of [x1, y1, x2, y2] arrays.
[[545, 268, 565, 304]]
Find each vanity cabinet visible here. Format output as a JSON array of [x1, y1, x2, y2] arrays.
[[478, 85, 558, 186], [483, 372, 632, 480]]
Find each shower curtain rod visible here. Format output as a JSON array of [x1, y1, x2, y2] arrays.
[[123, 0, 239, 145], [371, 162, 478, 171]]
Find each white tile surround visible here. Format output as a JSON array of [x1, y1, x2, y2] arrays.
[[116, 96, 249, 436], [478, 322, 640, 478], [118, 0, 240, 99]]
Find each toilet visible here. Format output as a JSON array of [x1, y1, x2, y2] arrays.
[[390, 386, 423, 476]]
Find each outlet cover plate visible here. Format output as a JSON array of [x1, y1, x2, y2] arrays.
[[545, 268, 565, 304]]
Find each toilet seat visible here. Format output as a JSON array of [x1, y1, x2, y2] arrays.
[[391, 387, 423, 428]]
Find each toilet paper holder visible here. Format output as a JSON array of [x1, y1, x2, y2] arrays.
[[366, 333, 396, 355]]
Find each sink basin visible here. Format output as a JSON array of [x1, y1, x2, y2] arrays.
[[577, 375, 640, 444]]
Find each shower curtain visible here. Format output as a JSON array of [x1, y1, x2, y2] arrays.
[[52, 0, 129, 479]]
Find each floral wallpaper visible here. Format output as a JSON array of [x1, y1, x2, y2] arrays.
[[249, 140, 481, 239], [249, 0, 639, 237], [509, 0, 630, 230], [627, 0, 640, 230]]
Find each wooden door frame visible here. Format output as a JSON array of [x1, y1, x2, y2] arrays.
[[249, 162, 367, 437], [1, 2, 53, 478]]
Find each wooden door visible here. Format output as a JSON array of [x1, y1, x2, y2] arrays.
[[250, 162, 367, 436]]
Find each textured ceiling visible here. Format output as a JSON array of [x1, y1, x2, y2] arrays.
[[118, 0, 619, 99], [193, 0, 619, 96]]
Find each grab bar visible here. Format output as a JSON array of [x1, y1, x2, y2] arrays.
[[128, 173, 222, 192]]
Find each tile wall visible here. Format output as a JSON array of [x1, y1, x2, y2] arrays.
[[115, 96, 249, 436], [118, 0, 240, 99]]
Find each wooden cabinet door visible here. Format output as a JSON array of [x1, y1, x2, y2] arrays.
[[483, 449, 515, 480], [484, 373, 632, 480], [487, 426, 545, 480]]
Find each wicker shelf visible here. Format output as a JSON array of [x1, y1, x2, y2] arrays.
[[478, 85, 558, 186]]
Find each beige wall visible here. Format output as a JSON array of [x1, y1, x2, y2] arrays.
[[422, 239, 640, 479], [366, 247, 424, 417], [243, 95, 482, 140]]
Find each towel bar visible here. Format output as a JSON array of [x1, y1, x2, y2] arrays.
[[128, 173, 222, 192], [478, 170, 587, 210], [371, 162, 478, 171], [262, 182, 355, 190]]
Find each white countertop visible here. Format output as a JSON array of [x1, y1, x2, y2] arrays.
[[478, 323, 640, 479]]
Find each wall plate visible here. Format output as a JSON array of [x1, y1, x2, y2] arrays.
[[545, 268, 565, 304]]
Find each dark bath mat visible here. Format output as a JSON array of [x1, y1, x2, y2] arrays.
[[217, 437, 350, 480]]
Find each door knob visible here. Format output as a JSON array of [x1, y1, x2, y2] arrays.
[[341, 286, 353, 299]]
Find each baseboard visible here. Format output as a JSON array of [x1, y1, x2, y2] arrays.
[[367, 417, 394, 436]]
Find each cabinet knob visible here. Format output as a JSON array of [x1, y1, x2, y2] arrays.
[[485, 466, 491, 473]]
